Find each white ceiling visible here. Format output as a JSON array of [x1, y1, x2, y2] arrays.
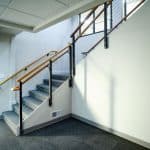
[[0, 0, 107, 34]]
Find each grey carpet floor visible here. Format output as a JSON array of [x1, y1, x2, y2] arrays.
[[0, 118, 149, 150]]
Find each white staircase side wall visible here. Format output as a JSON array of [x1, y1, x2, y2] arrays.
[[23, 80, 71, 131]]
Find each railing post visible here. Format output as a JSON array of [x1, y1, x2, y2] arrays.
[[72, 35, 76, 76], [110, 1, 113, 29], [124, 0, 127, 21], [19, 81, 23, 135], [49, 60, 52, 106], [69, 45, 73, 87], [104, 2, 109, 49]]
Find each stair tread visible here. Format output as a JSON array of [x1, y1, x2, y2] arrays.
[[30, 90, 49, 95], [3, 111, 19, 125], [52, 79, 64, 83], [14, 103, 33, 116], [23, 96, 42, 109], [29, 90, 49, 101]]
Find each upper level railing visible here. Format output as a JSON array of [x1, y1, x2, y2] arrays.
[[0, 0, 145, 135], [70, 1, 112, 41], [82, 0, 146, 55]]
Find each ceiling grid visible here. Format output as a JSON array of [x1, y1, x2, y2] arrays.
[[0, 0, 106, 34]]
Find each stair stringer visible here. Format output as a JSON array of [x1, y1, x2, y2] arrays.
[[22, 79, 72, 133]]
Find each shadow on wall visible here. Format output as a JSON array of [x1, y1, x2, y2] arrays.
[[73, 56, 116, 130]]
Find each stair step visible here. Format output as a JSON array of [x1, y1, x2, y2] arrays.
[[29, 90, 49, 101], [23, 96, 42, 110], [3, 111, 19, 135], [13, 103, 33, 119], [52, 74, 68, 80], [37, 84, 57, 93], [44, 79, 64, 87]]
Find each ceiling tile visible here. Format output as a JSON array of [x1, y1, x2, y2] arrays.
[[9, 0, 66, 19], [0, 8, 43, 26], [0, 0, 12, 6]]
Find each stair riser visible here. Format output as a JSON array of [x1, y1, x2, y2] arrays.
[[13, 106, 27, 120], [43, 80, 49, 85], [23, 101, 38, 110], [3, 116, 18, 136], [29, 91, 48, 102], [44, 80, 62, 87], [52, 75, 68, 80], [37, 85, 49, 93]]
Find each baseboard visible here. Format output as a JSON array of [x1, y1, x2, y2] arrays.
[[72, 114, 150, 149], [24, 114, 72, 135]]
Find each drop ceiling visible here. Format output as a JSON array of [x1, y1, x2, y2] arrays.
[[0, 0, 107, 34]]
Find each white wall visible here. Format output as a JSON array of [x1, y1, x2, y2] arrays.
[[72, 0, 150, 145], [0, 34, 14, 115], [11, 19, 72, 97], [12, 18, 72, 73]]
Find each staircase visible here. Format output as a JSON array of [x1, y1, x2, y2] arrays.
[[2, 74, 68, 135], [0, 0, 146, 136]]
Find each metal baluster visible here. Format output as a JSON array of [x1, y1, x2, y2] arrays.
[[124, 0, 127, 21], [49, 60, 52, 106], [19, 81, 23, 135], [69, 45, 73, 87], [104, 2, 109, 49], [72, 35, 76, 75], [110, 1, 113, 29]]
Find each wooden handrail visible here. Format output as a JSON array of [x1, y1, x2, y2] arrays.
[[21, 62, 49, 84], [16, 44, 71, 84], [70, 6, 99, 37], [0, 50, 57, 86], [11, 86, 20, 91], [12, 62, 49, 91], [17, 60, 50, 82], [51, 45, 70, 62]]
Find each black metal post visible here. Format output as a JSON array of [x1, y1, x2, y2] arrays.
[[104, 2, 109, 49], [72, 35, 76, 76], [124, 0, 127, 21], [110, 1, 113, 29], [19, 82, 23, 135], [49, 60, 52, 106], [69, 45, 73, 87]]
